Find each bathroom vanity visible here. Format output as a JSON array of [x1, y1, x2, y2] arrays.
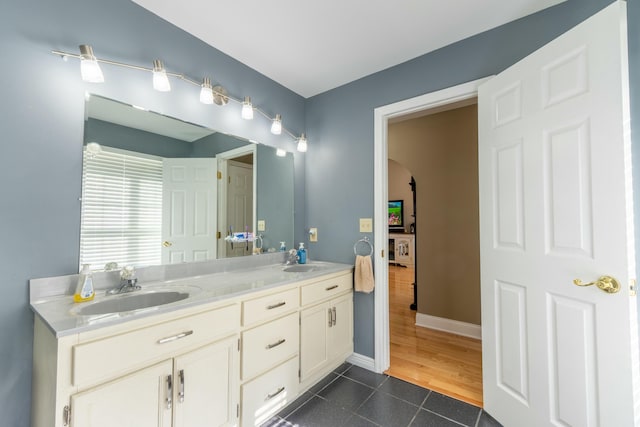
[[30, 257, 353, 427]]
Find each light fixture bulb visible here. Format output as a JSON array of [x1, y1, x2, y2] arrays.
[[297, 134, 308, 152], [241, 96, 254, 120], [271, 114, 282, 135], [152, 60, 171, 92], [276, 148, 287, 157], [200, 77, 214, 104], [85, 142, 102, 158], [79, 45, 104, 83]]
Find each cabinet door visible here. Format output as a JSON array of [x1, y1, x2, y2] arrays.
[[328, 294, 354, 361], [300, 302, 329, 381], [173, 336, 239, 427], [71, 360, 173, 427]]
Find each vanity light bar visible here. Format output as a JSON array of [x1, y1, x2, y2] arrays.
[[51, 45, 308, 151]]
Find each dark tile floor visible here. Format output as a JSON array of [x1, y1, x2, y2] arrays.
[[261, 363, 503, 427]]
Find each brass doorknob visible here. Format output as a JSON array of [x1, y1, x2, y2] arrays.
[[573, 275, 620, 294], [163, 241, 173, 247]]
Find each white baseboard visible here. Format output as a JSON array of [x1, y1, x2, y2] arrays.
[[415, 313, 482, 340], [347, 352, 376, 372]]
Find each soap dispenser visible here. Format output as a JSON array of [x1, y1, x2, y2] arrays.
[[279, 241, 287, 252], [73, 264, 95, 303], [297, 243, 307, 264]]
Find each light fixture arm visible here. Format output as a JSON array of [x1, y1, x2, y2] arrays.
[[51, 48, 306, 146]]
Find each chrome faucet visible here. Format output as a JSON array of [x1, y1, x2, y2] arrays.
[[108, 266, 141, 294], [284, 248, 299, 266]]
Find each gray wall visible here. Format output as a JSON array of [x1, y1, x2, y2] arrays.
[[0, 0, 304, 425], [256, 144, 295, 252], [305, 0, 640, 358], [85, 118, 193, 157]]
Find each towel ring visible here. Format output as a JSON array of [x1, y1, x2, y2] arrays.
[[354, 237, 374, 257]]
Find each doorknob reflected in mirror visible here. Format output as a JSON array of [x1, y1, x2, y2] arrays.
[[163, 241, 172, 247], [573, 275, 620, 294]]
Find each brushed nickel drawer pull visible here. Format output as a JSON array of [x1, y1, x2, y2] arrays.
[[158, 330, 194, 344], [266, 338, 286, 349], [328, 308, 333, 327], [267, 301, 286, 310], [325, 285, 338, 291], [265, 386, 286, 401]]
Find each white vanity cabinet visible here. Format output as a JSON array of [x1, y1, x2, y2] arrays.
[[31, 266, 355, 427], [299, 274, 354, 387], [70, 337, 238, 427], [32, 303, 241, 427]]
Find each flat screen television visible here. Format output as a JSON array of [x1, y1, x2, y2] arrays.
[[388, 200, 404, 230]]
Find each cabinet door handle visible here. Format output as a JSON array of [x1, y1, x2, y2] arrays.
[[328, 308, 333, 327], [166, 374, 173, 410], [157, 330, 193, 344], [332, 307, 337, 326], [325, 285, 338, 291], [265, 386, 286, 401], [178, 369, 185, 403], [266, 338, 286, 349], [267, 301, 286, 310]]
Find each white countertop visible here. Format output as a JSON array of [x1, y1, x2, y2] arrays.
[[30, 260, 353, 337]]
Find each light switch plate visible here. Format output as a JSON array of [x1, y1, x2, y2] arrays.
[[309, 227, 318, 242], [257, 220, 266, 231], [360, 218, 373, 233]]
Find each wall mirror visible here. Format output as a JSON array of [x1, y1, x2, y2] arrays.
[[80, 94, 294, 270]]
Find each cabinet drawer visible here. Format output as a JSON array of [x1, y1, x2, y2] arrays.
[[241, 356, 299, 427], [242, 312, 299, 380], [242, 287, 299, 326], [73, 304, 240, 388], [301, 273, 352, 306]]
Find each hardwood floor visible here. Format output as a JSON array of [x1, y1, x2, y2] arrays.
[[385, 265, 484, 407]]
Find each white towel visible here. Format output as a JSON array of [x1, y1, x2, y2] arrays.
[[354, 255, 375, 293]]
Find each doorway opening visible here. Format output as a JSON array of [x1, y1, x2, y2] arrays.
[[385, 98, 483, 406], [373, 77, 491, 404]]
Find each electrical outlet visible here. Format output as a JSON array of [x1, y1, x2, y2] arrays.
[[360, 218, 373, 233], [257, 220, 266, 231], [309, 227, 318, 242]]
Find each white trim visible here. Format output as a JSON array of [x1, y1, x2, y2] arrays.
[[347, 352, 376, 372], [216, 144, 258, 257], [373, 77, 492, 374], [415, 313, 482, 340]]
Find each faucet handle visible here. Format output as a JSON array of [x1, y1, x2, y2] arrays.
[[120, 266, 136, 280]]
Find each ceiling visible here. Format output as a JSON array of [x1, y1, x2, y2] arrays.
[[132, 0, 565, 98]]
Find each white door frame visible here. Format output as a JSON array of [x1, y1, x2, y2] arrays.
[[373, 77, 492, 373], [216, 144, 257, 257]]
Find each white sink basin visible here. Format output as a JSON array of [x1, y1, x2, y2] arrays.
[[74, 289, 192, 316], [283, 264, 317, 273]]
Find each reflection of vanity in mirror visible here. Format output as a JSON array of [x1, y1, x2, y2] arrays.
[[80, 94, 294, 269]]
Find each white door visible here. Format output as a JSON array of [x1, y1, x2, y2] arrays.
[[162, 158, 217, 264], [478, 2, 639, 426], [226, 160, 254, 257], [173, 337, 239, 427], [71, 360, 173, 427]]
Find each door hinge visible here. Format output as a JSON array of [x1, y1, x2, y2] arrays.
[[381, 249, 385, 258], [237, 403, 240, 418], [63, 404, 71, 426], [217, 231, 221, 239], [237, 338, 241, 352], [298, 369, 301, 378], [217, 171, 222, 180], [630, 279, 637, 297], [228, 176, 231, 184]]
